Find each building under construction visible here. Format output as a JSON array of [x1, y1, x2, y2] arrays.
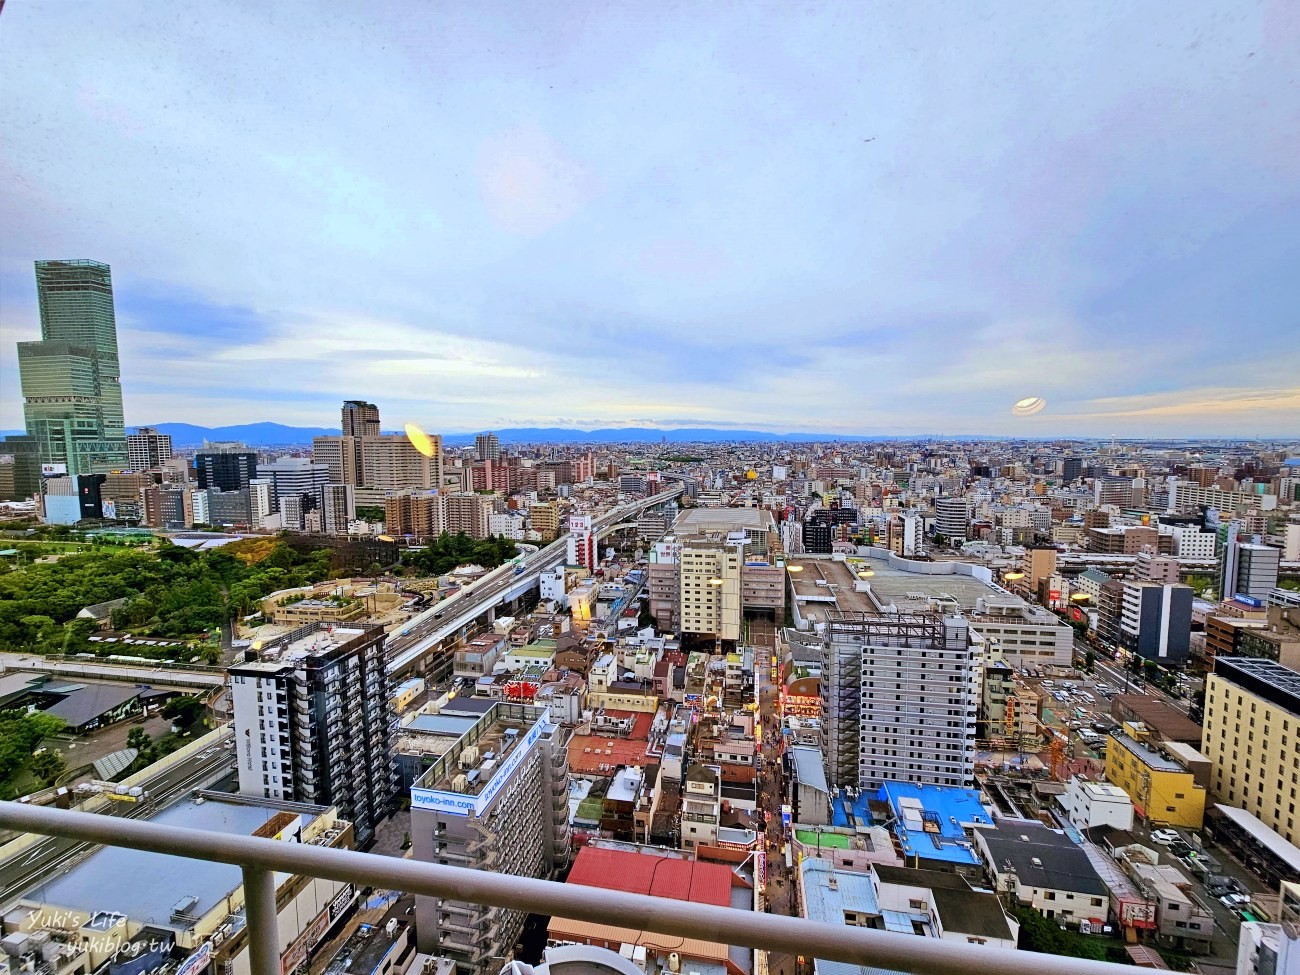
[[821, 611, 982, 791]]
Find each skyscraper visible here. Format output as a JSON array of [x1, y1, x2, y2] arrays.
[[14, 260, 129, 483], [341, 400, 381, 438]]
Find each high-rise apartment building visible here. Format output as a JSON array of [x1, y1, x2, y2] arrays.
[[1202, 658, 1300, 846], [1021, 545, 1058, 590], [933, 497, 969, 543], [249, 478, 274, 528], [341, 400, 381, 438], [322, 483, 356, 533], [530, 500, 561, 541], [196, 444, 259, 491], [362, 434, 441, 493], [443, 491, 493, 538], [11, 260, 129, 489], [126, 426, 172, 471], [821, 612, 979, 791], [1062, 457, 1083, 483], [312, 435, 362, 486], [229, 622, 396, 846], [385, 492, 444, 538], [475, 431, 501, 462], [411, 702, 570, 966], [678, 534, 742, 645]]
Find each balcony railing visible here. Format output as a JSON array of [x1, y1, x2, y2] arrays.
[[0, 802, 1135, 975]]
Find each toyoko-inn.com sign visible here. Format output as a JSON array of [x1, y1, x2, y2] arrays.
[[410, 720, 545, 817]]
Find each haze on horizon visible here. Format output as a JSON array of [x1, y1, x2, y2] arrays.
[[1, 1, 1297, 439]]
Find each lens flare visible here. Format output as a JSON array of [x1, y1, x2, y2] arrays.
[[1012, 396, 1046, 416], [405, 423, 437, 458]]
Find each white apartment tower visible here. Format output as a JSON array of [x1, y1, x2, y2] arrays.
[[566, 513, 597, 571], [821, 612, 981, 791], [933, 497, 969, 544], [229, 622, 396, 846]]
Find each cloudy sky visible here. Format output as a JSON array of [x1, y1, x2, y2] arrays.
[[1, 1, 1297, 437]]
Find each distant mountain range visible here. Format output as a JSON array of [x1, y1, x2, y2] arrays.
[[120, 423, 926, 447], [0, 422, 976, 447]]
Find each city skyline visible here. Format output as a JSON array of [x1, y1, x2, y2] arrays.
[[1, 3, 1298, 437]]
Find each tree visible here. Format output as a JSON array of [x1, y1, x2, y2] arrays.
[[1084, 650, 1096, 673], [29, 750, 66, 785], [126, 727, 152, 752], [162, 696, 206, 730]]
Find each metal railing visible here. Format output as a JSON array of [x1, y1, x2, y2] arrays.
[[0, 802, 1136, 975]]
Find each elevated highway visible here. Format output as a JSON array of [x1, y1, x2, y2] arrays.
[[385, 485, 681, 677]]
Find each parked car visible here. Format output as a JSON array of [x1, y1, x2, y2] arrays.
[[1221, 893, 1251, 907], [1151, 829, 1181, 845]]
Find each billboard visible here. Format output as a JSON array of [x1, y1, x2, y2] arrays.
[[1233, 594, 1264, 608], [41, 463, 67, 476]]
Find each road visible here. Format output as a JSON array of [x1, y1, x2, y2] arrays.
[[385, 487, 681, 676], [750, 619, 798, 975], [0, 727, 235, 907]]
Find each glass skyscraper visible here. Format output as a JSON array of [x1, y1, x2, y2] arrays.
[[13, 260, 129, 486]]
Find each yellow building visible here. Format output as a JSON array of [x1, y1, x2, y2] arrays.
[[1203, 657, 1300, 846], [1104, 728, 1207, 828], [530, 500, 561, 541]]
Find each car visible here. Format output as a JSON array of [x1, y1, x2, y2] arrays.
[[1151, 829, 1181, 845], [1221, 893, 1251, 907]]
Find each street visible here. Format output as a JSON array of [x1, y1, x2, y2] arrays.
[[0, 728, 235, 906], [751, 619, 798, 975]]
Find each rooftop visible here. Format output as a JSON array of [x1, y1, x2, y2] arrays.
[[674, 508, 776, 532], [879, 783, 992, 866], [1213, 657, 1300, 717], [28, 796, 323, 928], [42, 682, 145, 727], [980, 820, 1108, 897], [1109, 732, 1186, 773], [414, 706, 543, 797], [238, 622, 379, 671]]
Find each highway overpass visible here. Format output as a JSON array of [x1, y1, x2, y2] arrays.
[[385, 485, 681, 677]]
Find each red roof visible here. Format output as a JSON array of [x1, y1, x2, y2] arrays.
[[567, 847, 732, 907]]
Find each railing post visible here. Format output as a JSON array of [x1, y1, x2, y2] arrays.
[[242, 865, 280, 975]]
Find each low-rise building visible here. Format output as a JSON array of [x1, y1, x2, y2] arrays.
[[799, 858, 1018, 957], [1104, 731, 1207, 829], [975, 819, 1108, 926], [1061, 778, 1134, 832]]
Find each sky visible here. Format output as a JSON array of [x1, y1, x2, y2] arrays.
[[1, 1, 1297, 438]]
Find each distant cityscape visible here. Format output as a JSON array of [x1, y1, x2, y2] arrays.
[[1, 260, 1298, 975]]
